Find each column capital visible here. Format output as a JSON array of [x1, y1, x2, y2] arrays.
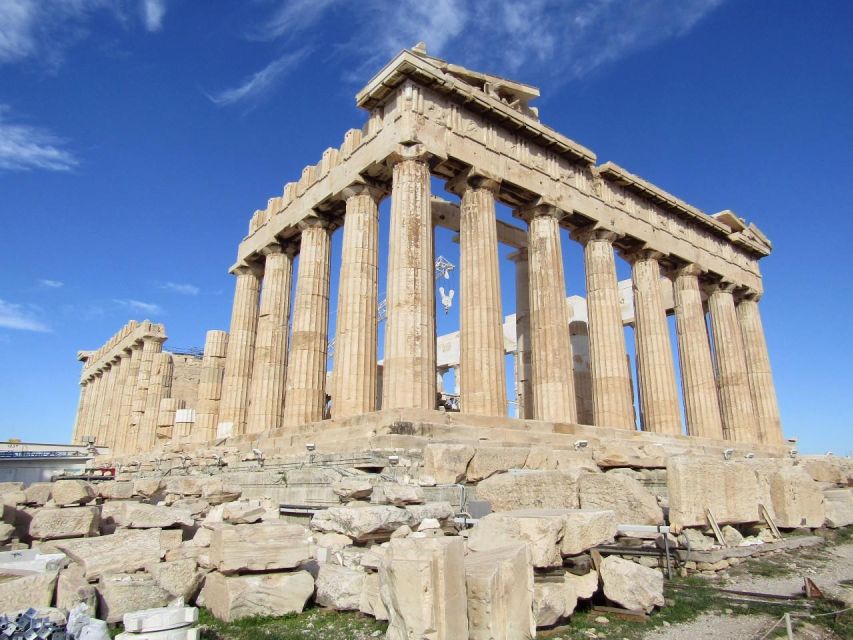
[[340, 179, 385, 203], [445, 167, 501, 196], [619, 246, 665, 264], [515, 200, 565, 223], [737, 288, 762, 303], [571, 226, 620, 245], [231, 263, 263, 278], [297, 214, 331, 231], [387, 143, 431, 166], [705, 279, 738, 295]]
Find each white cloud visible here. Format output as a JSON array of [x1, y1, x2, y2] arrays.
[[142, 0, 166, 32], [39, 279, 64, 288], [114, 299, 165, 316], [253, 0, 340, 41], [161, 282, 199, 295], [0, 299, 50, 332], [0, 105, 78, 172], [207, 48, 310, 106]]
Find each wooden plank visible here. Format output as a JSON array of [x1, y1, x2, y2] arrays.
[[705, 508, 727, 547], [759, 504, 783, 540], [591, 605, 648, 621]]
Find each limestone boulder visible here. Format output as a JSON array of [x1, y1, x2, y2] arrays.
[[209, 521, 311, 574], [0, 522, 14, 544], [359, 572, 388, 620], [122, 606, 198, 633], [147, 559, 204, 601], [0, 571, 58, 615], [53, 528, 178, 579], [57, 563, 97, 612], [98, 481, 134, 501], [164, 477, 203, 497], [533, 582, 567, 628], [404, 502, 454, 528], [565, 569, 598, 600], [593, 443, 667, 469], [468, 510, 566, 568], [51, 480, 96, 507], [23, 483, 52, 506], [380, 537, 468, 640], [222, 501, 265, 524], [802, 457, 853, 485], [579, 472, 663, 525], [314, 564, 365, 611], [202, 570, 314, 622], [312, 532, 353, 553], [476, 470, 580, 512], [678, 528, 717, 551], [133, 478, 164, 499], [111, 502, 194, 529], [97, 573, 172, 623], [760, 463, 825, 528], [466, 446, 530, 482], [824, 488, 853, 528], [422, 443, 475, 485], [722, 525, 744, 547], [200, 477, 242, 505], [465, 543, 535, 639], [559, 509, 618, 555], [332, 479, 374, 502], [600, 556, 664, 613], [0, 482, 24, 495], [311, 505, 412, 542], [377, 483, 424, 506], [29, 506, 100, 540]]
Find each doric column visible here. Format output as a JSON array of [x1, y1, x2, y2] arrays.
[[671, 265, 724, 439], [90, 370, 109, 444], [737, 292, 782, 443], [576, 229, 635, 429], [139, 352, 173, 449], [71, 380, 90, 444], [382, 147, 436, 410], [128, 336, 163, 452], [247, 244, 294, 433], [523, 204, 577, 423], [282, 218, 332, 427], [79, 373, 99, 442], [195, 330, 228, 443], [707, 282, 757, 442], [451, 174, 506, 416], [333, 183, 382, 419], [105, 355, 128, 449], [629, 249, 682, 434], [509, 248, 533, 419], [156, 397, 183, 442], [115, 344, 141, 454], [96, 364, 117, 445], [218, 266, 261, 437]]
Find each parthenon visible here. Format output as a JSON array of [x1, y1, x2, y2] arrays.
[[71, 45, 783, 456]]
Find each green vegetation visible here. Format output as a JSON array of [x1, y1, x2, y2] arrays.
[[196, 607, 387, 640]]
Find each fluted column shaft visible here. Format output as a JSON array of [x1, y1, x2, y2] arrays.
[[247, 245, 294, 433], [71, 381, 90, 444], [630, 250, 682, 434], [382, 152, 436, 410], [737, 295, 781, 443], [195, 330, 229, 443], [81, 374, 101, 441], [283, 220, 332, 426], [459, 179, 506, 416], [138, 352, 173, 450], [579, 229, 634, 429], [96, 365, 117, 445], [128, 337, 163, 453], [526, 206, 577, 422], [115, 344, 141, 454], [105, 356, 128, 449], [672, 265, 724, 439], [708, 283, 757, 442], [219, 267, 261, 436], [333, 185, 381, 419], [510, 249, 533, 419]]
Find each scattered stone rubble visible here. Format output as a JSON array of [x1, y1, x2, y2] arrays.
[[0, 450, 849, 638]]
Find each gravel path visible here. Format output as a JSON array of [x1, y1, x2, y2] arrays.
[[641, 612, 776, 640]]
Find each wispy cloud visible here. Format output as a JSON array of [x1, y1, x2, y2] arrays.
[[0, 105, 78, 172], [0, 299, 50, 332], [234, 0, 726, 100], [161, 282, 199, 295], [114, 299, 165, 316], [39, 279, 64, 288], [206, 48, 311, 107], [141, 0, 166, 32]]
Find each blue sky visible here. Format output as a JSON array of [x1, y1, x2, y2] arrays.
[[1, 0, 850, 454]]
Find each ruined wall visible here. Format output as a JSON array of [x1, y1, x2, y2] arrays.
[[169, 354, 202, 410]]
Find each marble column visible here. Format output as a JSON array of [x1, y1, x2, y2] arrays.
[[96, 364, 117, 445], [457, 176, 506, 416], [524, 204, 577, 423], [509, 248, 533, 419], [671, 265, 724, 439], [139, 352, 173, 450], [630, 249, 682, 434], [79, 374, 98, 442], [282, 218, 332, 426], [218, 266, 261, 437], [247, 244, 294, 433], [91, 370, 109, 444], [737, 293, 782, 443], [115, 344, 141, 454], [382, 148, 436, 410], [105, 355, 128, 449], [708, 282, 757, 442], [71, 380, 90, 444], [129, 336, 163, 452], [577, 229, 635, 429], [333, 183, 382, 419], [195, 330, 229, 443]]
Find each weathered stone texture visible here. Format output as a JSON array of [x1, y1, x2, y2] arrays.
[[202, 571, 314, 622], [209, 521, 311, 573], [476, 470, 580, 512]]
